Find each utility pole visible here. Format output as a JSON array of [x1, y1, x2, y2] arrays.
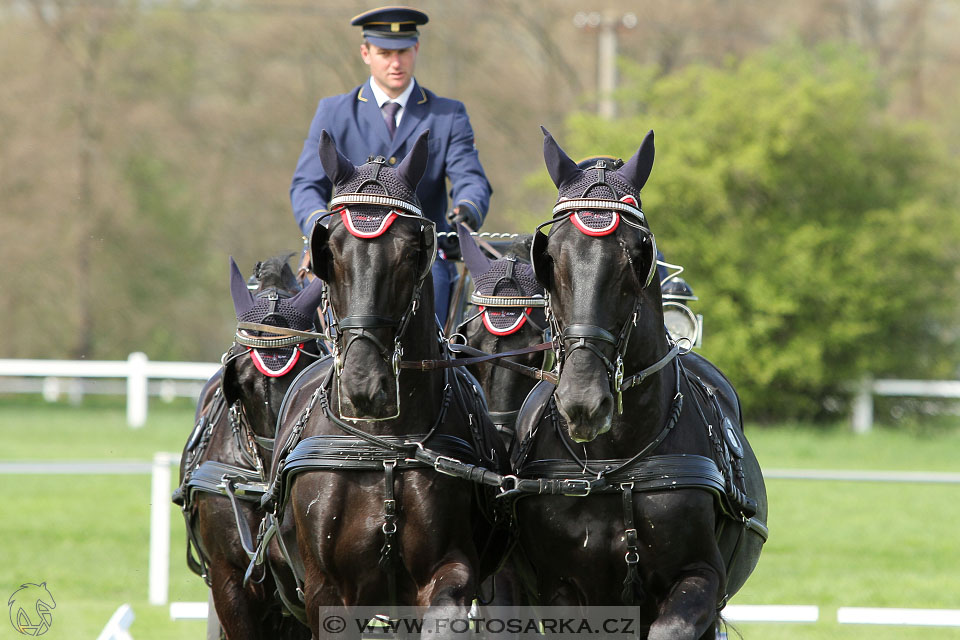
[[574, 11, 637, 119]]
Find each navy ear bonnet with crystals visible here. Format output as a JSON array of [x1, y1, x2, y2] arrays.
[[315, 129, 427, 239], [229, 257, 324, 376], [457, 223, 545, 335], [332, 159, 421, 237], [459, 229, 543, 300], [536, 127, 659, 289], [542, 126, 654, 236]]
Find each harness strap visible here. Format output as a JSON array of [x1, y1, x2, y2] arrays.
[[183, 511, 212, 586], [502, 453, 723, 498], [620, 482, 643, 605], [379, 460, 400, 607], [562, 324, 618, 345], [415, 342, 555, 384], [619, 343, 683, 391], [223, 478, 265, 565]]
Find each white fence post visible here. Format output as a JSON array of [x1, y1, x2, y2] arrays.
[[851, 377, 874, 434], [149, 452, 175, 606], [127, 352, 149, 428], [96, 603, 135, 640]]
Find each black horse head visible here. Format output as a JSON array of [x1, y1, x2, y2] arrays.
[[456, 225, 547, 448], [309, 129, 436, 420], [225, 255, 325, 439], [531, 128, 665, 443]]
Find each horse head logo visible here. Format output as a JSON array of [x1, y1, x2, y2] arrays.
[[7, 583, 55, 636]]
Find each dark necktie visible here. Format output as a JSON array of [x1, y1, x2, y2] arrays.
[[382, 101, 400, 138]]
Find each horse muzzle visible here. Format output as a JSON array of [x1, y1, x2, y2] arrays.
[[554, 374, 614, 443], [336, 343, 400, 421]]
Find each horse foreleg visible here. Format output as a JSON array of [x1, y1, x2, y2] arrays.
[[647, 565, 721, 640], [417, 556, 475, 639], [208, 563, 265, 640]]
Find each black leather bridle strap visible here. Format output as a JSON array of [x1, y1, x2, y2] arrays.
[[562, 323, 618, 345]]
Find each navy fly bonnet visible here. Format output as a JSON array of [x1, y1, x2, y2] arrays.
[[457, 224, 546, 336], [229, 257, 325, 376]]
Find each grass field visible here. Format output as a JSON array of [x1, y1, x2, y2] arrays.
[[1, 396, 959, 639]]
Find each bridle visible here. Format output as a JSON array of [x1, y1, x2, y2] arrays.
[[453, 257, 551, 437], [219, 286, 327, 469], [316, 160, 438, 422], [534, 160, 685, 413]]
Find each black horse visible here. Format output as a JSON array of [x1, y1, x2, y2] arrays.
[[174, 255, 324, 640], [260, 131, 508, 635], [508, 129, 767, 639], [454, 225, 549, 454]]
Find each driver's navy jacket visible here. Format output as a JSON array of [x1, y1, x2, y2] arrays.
[[290, 79, 491, 236]]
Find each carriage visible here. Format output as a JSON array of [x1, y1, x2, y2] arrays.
[[174, 129, 766, 640]]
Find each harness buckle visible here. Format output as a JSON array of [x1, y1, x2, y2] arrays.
[[391, 341, 403, 377], [614, 356, 625, 414], [499, 475, 519, 493], [562, 479, 592, 497], [433, 455, 460, 476]]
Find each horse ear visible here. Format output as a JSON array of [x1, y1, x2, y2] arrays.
[[541, 126, 580, 189], [456, 222, 493, 276], [229, 257, 255, 318], [317, 130, 355, 185], [530, 229, 553, 290], [619, 130, 655, 191], [288, 276, 325, 322], [396, 129, 430, 191], [309, 220, 332, 282]]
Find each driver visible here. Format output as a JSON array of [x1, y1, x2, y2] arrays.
[[289, 6, 492, 325]]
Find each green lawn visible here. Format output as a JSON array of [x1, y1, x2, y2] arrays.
[[2, 397, 959, 639]]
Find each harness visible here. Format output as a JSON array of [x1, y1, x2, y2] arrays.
[[254, 362, 506, 608], [251, 172, 510, 608], [174, 387, 271, 585], [173, 291, 326, 585], [508, 164, 767, 606]]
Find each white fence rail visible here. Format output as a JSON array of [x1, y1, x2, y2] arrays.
[[0, 353, 219, 427], [851, 377, 960, 433], [0, 356, 956, 432]]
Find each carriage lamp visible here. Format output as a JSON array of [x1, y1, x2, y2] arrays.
[[662, 277, 702, 348]]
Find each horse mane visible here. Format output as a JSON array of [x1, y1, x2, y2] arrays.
[[256, 253, 299, 293], [501, 235, 533, 264]]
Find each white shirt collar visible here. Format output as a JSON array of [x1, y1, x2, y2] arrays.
[[369, 76, 416, 110]]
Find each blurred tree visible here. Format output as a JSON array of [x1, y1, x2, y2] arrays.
[[0, 0, 958, 382], [553, 43, 960, 420]]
